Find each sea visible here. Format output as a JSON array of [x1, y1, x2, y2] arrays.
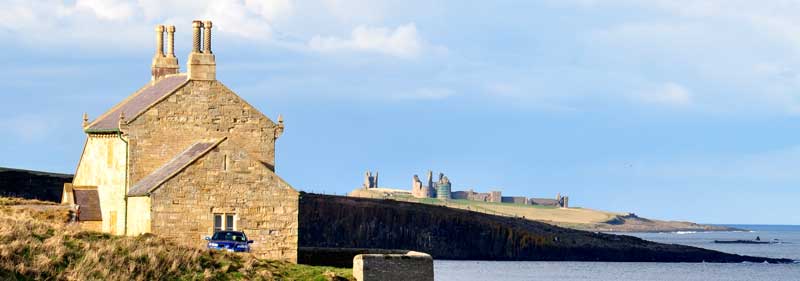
[[434, 225, 800, 281]]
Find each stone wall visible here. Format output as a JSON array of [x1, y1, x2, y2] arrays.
[[352, 251, 433, 281], [126, 196, 151, 236], [148, 140, 299, 262], [72, 134, 128, 235], [450, 191, 469, 200], [451, 189, 501, 202], [80, 221, 103, 232], [125, 80, 280, 187], [501, 196, 528, 205]]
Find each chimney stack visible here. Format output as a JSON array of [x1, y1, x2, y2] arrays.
[[187, 20, 216, 80], [151, 24, 179, 81]]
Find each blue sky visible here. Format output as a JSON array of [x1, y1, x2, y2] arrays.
[[2, 0, 800, 224]]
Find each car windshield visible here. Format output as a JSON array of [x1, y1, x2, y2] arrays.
[[211, 231, 247, 242]]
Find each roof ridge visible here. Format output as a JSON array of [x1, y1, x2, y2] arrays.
[[85, 74, 188, 133]]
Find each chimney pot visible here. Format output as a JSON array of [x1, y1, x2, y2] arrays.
[[166, 25, 176, 58], [154, 25, 165, 57], [192, 20, 203, 53], [203, 20, 213, 54]]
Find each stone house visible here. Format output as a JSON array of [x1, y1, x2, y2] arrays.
[[61, 21, 299, 262]]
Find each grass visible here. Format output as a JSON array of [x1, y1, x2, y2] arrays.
[[0, 197, 57, 206], [0, 197, 353, 281], [365, 190, 622, 225]]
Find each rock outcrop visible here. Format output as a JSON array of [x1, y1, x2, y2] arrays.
[[298, 193, 792, 263]]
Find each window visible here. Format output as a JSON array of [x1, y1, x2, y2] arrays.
[[213, 213, 236, 232], [225, 214, 234, 231], [223, 154, 228, 171], [214, 215, 223, 232]]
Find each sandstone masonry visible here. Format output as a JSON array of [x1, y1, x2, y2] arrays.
[[61, 20, 299, 262]]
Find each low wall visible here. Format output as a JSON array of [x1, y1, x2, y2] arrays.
[[353, 251, 433, 281], [0, 167, 72, 202], [298, 247, 409, 268]]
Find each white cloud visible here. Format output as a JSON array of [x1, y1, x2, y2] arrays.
[[634, 82, 692, 107], [0, 0, 441, 58], [245, 0, 293, 22], [0, 0, 295, 49], [74, 0, 136, 21], [309, 23, 424, 58], [202, 0, 274, 40]]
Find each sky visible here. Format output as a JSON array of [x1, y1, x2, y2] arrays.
[[1, 0, 800, 225]]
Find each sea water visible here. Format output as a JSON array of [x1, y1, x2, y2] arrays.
[[434, 225, 800, 281]]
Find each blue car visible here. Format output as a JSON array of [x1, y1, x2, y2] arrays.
[[205, 231, 253, 252]]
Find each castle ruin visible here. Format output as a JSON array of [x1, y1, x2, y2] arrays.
[[407, 171, 569, 207], [363, 170, 379, 189]]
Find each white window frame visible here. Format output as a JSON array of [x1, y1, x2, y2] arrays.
[[213, 213, 236, 232]]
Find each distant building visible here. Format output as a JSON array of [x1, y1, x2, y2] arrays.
[[402, 171, 570, 208], [411, 171, 435, 198], [435, 173, 452, 200], [529, 193, 569, 208], [363, 170, 379, 189]]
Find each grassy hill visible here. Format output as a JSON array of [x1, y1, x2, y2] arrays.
[[0, 197, 352, 281], [348, 189, 734, 232]]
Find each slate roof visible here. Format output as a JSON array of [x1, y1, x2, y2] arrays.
[[127, 139, 224, 196], [85, 75, 188, 132], [74, 189, 102, 221]]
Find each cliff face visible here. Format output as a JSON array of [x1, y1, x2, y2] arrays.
[[0, 168, 72, 203], [298, 193, 791, 263]]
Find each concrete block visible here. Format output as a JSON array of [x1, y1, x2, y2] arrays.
[[353, 251, 434, 281]]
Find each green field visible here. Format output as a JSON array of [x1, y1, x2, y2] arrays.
[[361, 192, 622, 225]]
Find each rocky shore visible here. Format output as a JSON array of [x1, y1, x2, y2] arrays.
[[299, 193, 793, 264], [565, 213, 743, 233]]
